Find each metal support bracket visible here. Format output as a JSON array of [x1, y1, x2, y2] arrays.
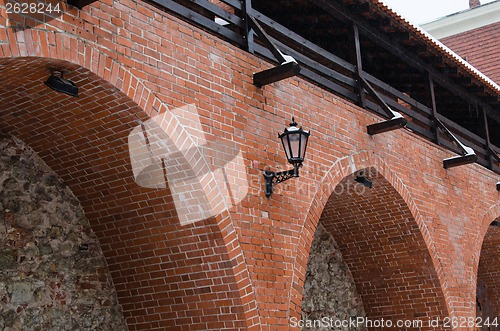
[[360, 76, 407, 135], [434, 117, 477, 169], [247, 15, 301, 87], [264, 165, 299, 198]]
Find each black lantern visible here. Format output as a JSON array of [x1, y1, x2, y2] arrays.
[[264, 117, 310, 197]]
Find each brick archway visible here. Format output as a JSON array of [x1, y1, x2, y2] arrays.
[[477, 203, 500, 255], [476, 218, 500, 330], [289, 151, 450, 324], [474, 204, 500, 329], [0, 53, 258, 330]]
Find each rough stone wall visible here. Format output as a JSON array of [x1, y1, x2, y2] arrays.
[[302, 223, 366, 331], [0, 134, 127, 331]]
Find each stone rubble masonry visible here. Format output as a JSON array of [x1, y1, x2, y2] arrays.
[[302, 223, 366, 331], [0, 134, 127, 331]]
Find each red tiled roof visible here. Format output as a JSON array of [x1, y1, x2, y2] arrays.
[[372, 0, 500, 95]]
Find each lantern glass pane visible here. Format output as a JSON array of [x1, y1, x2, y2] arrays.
[[281, 134, 292, 161], [299, 132, 308, 159], [288, 132, 301, 159]]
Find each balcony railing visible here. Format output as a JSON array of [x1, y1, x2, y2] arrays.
[[144, 0, 499, 174]]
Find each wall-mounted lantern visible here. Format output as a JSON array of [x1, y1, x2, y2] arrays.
[[45, 70, 78, 97], [264, 117, 310, 198], [355, 172, 373, 188]]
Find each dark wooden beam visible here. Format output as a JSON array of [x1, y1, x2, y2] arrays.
[[67, 0, 97, 9], [428, 76, 440, 145], [443, 153, 478, 169], [148, 0, 245, 46], [313, 0, 498, 126], [347, 2, 371, 14], [390, 31, 410, 42], [400, 42, 427, 54], [367, 117, 407, 135], [253, 61, 300, 87], [434, 116, 478, 169], [420, 54, 443, 65], [352, 24, 366, 108]]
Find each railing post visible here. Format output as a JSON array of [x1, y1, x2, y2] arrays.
[[482, 107, 494, 169], [351, 24, 366, 109], [428, 75, 440, 146], [242, 0, 254, 54]]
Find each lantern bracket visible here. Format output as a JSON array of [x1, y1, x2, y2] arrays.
[[263, 117, 309, 198], [264, 165, 300, 198]]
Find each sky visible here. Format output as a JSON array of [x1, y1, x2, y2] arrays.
[[381, 0, 497, 25]]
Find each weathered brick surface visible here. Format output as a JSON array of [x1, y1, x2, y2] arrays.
[[0, 1, 499, 330]]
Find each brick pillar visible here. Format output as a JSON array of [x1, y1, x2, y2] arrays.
[[469, 0, 481, 8]]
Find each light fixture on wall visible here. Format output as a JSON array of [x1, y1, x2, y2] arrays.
[[355, 172, 372, 188], [45, 70, 78, 97], [264, 117, 310, 198]]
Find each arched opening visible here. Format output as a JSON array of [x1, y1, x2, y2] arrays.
[[476, 219, 500, 330], [302, 167, 448, 329], [0, 133, 127, 330], [0, 57, 248, 330]]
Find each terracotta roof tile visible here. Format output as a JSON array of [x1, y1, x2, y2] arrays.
[[372, 0, 500, 95]]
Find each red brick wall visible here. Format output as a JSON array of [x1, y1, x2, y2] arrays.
[[0, 0, 499, 330], [440, 22, 500, 84]]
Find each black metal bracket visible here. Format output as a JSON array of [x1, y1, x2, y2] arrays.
[[434, 117, 477, 169], [360, 76, 407, 135], [264, 165, 299, 198], [247, 15, 301, 87], [497, 182, 500, 191]]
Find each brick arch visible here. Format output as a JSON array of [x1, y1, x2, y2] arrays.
[[0, 25, 260, 329], [0, 27, 160, 118], [476, 218, 500, 328], [473, 203, 500, 325], [289, 151, 450, 323], [476, 203, 500, 259]]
